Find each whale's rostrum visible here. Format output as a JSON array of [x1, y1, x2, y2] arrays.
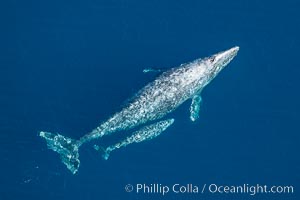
[[39, 46, 239, 174]]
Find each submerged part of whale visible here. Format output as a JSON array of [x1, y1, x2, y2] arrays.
[[39, 46, 239, 174], [94, 118, 174, 160]]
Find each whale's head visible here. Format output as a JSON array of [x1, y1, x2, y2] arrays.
[[167, 46, 239, 96], [204, 46, 239, 78], [192, 46, 239, 88]]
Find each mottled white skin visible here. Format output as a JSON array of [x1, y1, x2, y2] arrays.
[[94, 118, 175, 160], [39, 46, 239, 174], [78, 46, 239, 145]]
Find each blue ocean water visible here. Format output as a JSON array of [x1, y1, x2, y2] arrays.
[[1, 0, 299, 199]]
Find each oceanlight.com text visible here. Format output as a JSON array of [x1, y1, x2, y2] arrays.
[[124, 183, 294, 196]]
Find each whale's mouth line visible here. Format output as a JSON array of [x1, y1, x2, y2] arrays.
[[212, 46, 239, 72]]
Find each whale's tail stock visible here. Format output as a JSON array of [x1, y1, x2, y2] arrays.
[[39, 131, 80, 174]]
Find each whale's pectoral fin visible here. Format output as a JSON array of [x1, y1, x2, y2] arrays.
[[143, 67, 165, 73], [190, 95, 202, 122], [94, 119, 174, 160]]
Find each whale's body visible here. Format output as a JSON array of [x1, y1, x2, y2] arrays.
[[40, 46, 239, 174], [80, 61, 215, 142]]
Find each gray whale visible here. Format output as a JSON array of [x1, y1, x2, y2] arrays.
[[40, 46, 239, 174]]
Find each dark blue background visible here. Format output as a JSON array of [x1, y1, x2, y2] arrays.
[[1, 0, 299, 199]]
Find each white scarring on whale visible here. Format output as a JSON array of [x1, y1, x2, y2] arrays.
[[39, 46, 239, 174]]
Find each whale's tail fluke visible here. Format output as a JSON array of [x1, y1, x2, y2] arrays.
[[93, 145, 111, 160], [39, 131, 80, 174]]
